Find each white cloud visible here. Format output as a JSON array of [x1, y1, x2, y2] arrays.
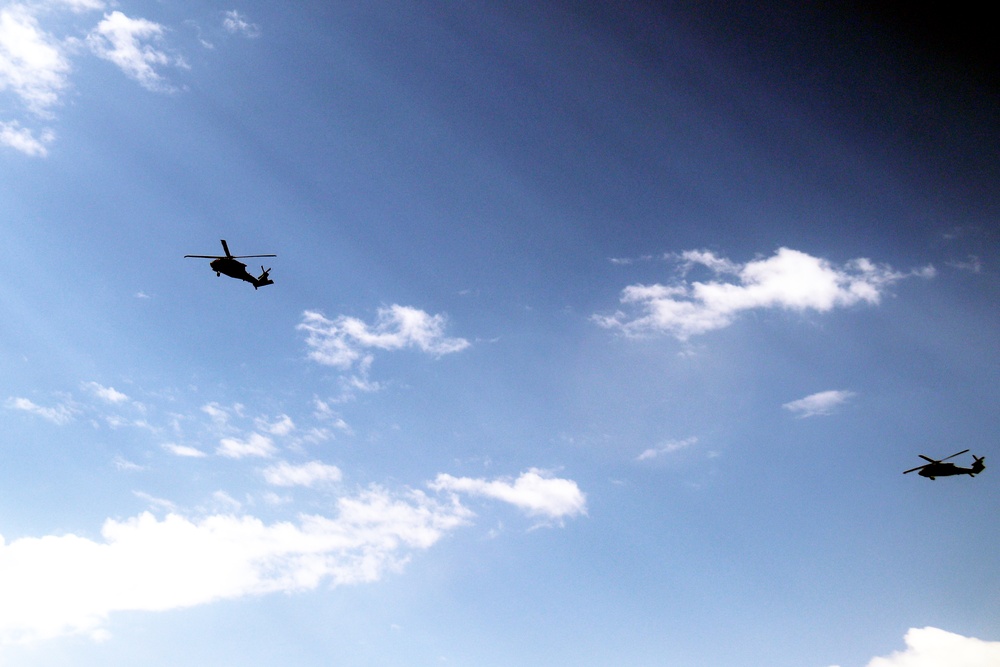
[[255, 414, 295, 436], [430, 469, 587, 521], [783, 389, 855, 418], [4, 396, 75, 424], [637, 436, 697, 461], [0, 4, 70, 115], [86, 11, 184, 92], [596, 248, 932, 340], [840, 627, 1000, 667], [222, 10, 259, 38], [0, 120, 52, 155], [162, 443, 207, 458], [217, 433, 276, 459], [298, 305, 470, 371], [263, 461, 343, 488], [83, 381, 129, 404], [0, 488, 471, 644]]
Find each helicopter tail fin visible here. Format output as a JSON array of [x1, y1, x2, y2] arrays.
[[971, 455, 985, 476], [253, 266, 274, 290]]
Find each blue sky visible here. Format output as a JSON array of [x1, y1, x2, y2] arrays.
[[2, 2, 999, 665]]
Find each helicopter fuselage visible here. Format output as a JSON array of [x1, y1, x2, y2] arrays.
[[210, 257, 257, 284], [917, 463, 974, 479]]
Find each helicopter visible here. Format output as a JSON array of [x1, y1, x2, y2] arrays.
[[903, 449, 985, 480], [185, 239, 276, 289]]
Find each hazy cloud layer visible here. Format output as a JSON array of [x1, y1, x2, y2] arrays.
[[783, 390, 855, 418], [596, 248, 934, 340]]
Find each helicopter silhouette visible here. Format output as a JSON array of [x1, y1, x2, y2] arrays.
[[185, 240, 276, 289], [903, 449, 985, 480]]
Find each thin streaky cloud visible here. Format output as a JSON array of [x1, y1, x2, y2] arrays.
[[430, 469, 587, 520], [637, 436, 697, 461], [162, 443, 207, 458], [263, 461, 343, 488], [782, 390, 855, 418]]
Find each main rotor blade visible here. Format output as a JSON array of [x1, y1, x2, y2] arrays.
[[918, 455, 937, 463], [221, 240, 232, 257], [184, 255, 224, 258], [230, 254, 276, 258], [903, 465, 928, 474], [939, 449, 970, 462]]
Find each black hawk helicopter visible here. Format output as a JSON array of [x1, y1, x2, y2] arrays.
[[903, 449, 985, 480], [185, 240, 276, 289]]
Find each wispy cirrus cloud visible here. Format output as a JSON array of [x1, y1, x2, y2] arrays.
[[782, 389, 855, 418], [86, 11, 186, 92], [4, 396, 75, 424], [829, 627, 1000, 667], [298, 305, 470, 375], [430, 469, 587, 521], [595, 248, 934, 340], [222, 10, 259, 38], [636, 436, 697, 461]]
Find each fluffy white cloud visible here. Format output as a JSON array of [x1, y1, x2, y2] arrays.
[[430, 469, 587, 520], [83, 381, 129, 404], [255, 414, 295, 436], [783, 389, 855, 418], [834, 627, 1000, 667], [0, 4, 70, 115], [4, 396, 75, 424], [0, 119, 52, 155], [596, 248, 934, 340], [298, 306, 470, 371], [263, 461, 343, 488], [217, 433, 276, 459], [0, 488, 472, 644], [86, 11, 184, 92]]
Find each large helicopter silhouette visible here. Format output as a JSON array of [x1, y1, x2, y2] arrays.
[[903, 449, 985, 480], [185, 240, 276, 289]]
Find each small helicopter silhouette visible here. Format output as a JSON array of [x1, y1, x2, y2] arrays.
[[185, 240, 276, 289], [903, 449, 985, 480]]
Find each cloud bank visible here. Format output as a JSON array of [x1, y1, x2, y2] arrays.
[[832, 627, 1000, 667], [0, 468, 584, 645], [595, 248, 934, 340], [0, 489, 471, 644]]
